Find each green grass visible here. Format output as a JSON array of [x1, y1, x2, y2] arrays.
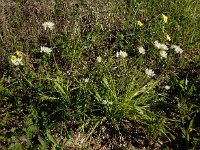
[[0, 0, 200, 149]]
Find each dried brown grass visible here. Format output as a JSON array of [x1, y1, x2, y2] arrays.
[[0, 0, 128, 53]]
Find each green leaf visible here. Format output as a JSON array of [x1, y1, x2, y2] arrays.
[[38, 136, 47, 150], [54, 82, 67, 96], [193, 138, 200, 141], [46, 130, 58, 145], [189, 115, 195, 129]]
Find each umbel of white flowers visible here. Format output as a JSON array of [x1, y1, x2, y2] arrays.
[[84, 78, 89, 83], [11, 56, 23, 66], [40, 46, 52, 54], [116, 50, 128, 58], [154, 41, 168, 58], [145, 68, 156, 78], [171, 45, 183, 54], [96, 56, 102, 62], [138, 46, 146, 55], [160, 50, 167, 58], [154, 41, 168, 51], [165, 85, 171, 90], [42, 21, 55, 30]]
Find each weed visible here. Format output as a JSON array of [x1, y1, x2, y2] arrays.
[[0, 0, 199, 149]]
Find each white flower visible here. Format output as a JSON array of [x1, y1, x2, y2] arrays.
[[160, 50, 167, 58], [116, 51, 120, 57], [154, 41, 168, 50], [171, 45, 183, 54], [84, 78, 89, 83], [145, 68, 155, 78], [40, 46, 52, 54], [102, 100, 113, 105], [120, 51, 128, 58], [138, 46, 146, 54], [11, 55, 23, 66], [165, 85, 171, 90], [42, 21, 55, 30], [160, 44, 168, 51], [116, 50, 128, 58], [154, 41, 161, 49], [97, 56, 102, 62]]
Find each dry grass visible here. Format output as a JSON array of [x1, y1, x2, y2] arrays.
[[0, 0, 128, 53]]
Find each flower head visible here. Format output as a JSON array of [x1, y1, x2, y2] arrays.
[[165, 85, 171, 90], [11, 55, 16, 60], [97, 56, 102, 62], [120, 51, 128, 58], [42, 21, 55, 30], [154, 41, 168, 50], [171, 45, 183, 54], [116, 51, 120, 57], [162, 14, 168, 23], [145, 68, 155, 78], [138, 46, 146, 54], [102, 100, 113, 105], [160, 50, 167, 58], [116, 50, 128, 58], [40, 46, 52, 54], [11, 55, 23, 66], [160, 44, 168, 50], [84, 78, 89, 83], [154, 41, 161, 49], [16, 51, 23, 57], [137, 21, 143, 27]]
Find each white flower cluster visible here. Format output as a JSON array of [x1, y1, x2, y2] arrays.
[[159, 50, 167, 58], [96, 56, 102, 62], [40, 46, 52, 54], [171, 45, 183, 54], [154, 41, 168, 51], [83, 78, 89, 83], [11, 51, 24, 66], [102, 100, 113, 105], [116, 50, 128, 58], [154, 41, 168, 58], [165, 85, 171, 90], [11, 56, 23, 66], [138, 46, 146, 55], [145, 68, 155, 78], [42, 21, 55, 30]]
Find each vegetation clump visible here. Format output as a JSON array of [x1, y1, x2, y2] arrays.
[[0, 0, 199, 149]]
